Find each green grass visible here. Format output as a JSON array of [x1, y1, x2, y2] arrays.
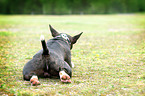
[[0, 14, 145, 95]]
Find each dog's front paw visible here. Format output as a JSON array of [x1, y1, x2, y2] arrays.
[[59, 71, 71, 83], [30, 75, 40, 86]]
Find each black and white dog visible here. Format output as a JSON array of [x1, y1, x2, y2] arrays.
[[23, 25, 83, 85]]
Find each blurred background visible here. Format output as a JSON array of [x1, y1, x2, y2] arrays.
[[0, 0, 145, 15]]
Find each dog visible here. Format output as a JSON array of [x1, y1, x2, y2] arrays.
[[23, 25, 83, 85]]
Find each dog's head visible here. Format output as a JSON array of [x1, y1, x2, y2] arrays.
[[49, 25, 83, 49]]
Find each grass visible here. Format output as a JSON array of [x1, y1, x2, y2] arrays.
[[0, 14, 145, 95]]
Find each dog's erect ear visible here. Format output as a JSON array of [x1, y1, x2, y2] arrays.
[[49, 24, 59, 37], [72, 32, 83, 44]]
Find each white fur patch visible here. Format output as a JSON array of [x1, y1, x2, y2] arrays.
[[61, 34, 69, 41], [40, 35, 45, 41], [71, 62, 74, 68], [30, 75, 38, 80], [59, 71, 67, 79]]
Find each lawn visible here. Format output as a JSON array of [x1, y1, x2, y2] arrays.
[[0, 14, 145, 96]]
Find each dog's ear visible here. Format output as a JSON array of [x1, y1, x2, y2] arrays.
[[72, 32, 83, 44], [49, 24, 59, 37]]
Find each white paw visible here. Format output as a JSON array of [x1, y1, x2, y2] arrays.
[[30, 75, 40, 86], [59, 70, 67, 79], [30, 75, 38, 80], [59, 71, 71, 83]]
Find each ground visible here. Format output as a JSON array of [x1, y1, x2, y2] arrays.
[[0, 14, 145, 95]]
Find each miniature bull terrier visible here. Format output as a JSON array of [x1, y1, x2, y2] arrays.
[[23, 25, 83, 85]]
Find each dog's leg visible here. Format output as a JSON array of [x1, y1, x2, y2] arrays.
[[23, 68, 45, 86], [58, 61, 72, 83], [65, 55, 73, 68], [66, 58, 74, 68], [30, 75, 40, 86]]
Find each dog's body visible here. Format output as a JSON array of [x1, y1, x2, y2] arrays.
[[23, 25, 82, 85]]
